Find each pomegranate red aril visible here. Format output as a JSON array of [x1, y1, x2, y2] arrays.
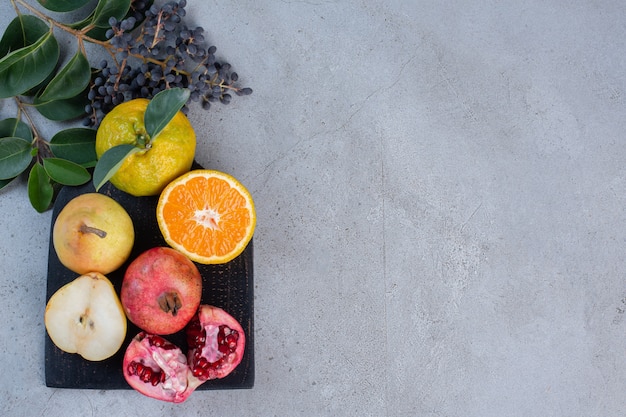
[[186, 305, 246, 381], [127, 349, 169, 386], [149, 335, 178, 350], [224, 328, 240, 351]]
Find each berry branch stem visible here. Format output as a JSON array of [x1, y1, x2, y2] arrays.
[[13, 96, 51, 161], [13, 0, 184, 85], [14, 0, 100, 45], [10, 0, 20, 16], [10, 0, 252, 128], [12, 0, 160, 70]]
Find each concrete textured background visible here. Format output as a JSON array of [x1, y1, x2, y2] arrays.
[[1, 0, 625, 416]]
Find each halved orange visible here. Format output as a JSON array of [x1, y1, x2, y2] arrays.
[[156, 170, 256, 264]]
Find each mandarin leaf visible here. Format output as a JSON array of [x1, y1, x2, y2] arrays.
[[144, 88, 190, 140], [92, 144, 141, 191]]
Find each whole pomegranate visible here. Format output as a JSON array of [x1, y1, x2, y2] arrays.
[[121, 247, 202, 335], [123, 305, 246, 402]]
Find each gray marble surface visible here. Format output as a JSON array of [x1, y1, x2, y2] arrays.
[[1, 1, 626, 415]]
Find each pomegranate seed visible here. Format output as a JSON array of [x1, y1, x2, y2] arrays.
[[150, 373, 161, 386], [148, 335, 177, 350], [149, 336, 166, 347], [186, 321, 206, 348], [218, 326, 238, 354], [135, 363, 144, 375], [142, 367, 153, 382], [126, 362, 138, 375], [128, 360, 166, 386], [213, 357, 224, 369]]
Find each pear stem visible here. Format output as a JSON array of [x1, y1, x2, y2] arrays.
[[79, 224, 107, 238]]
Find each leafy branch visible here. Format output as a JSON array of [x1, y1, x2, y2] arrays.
[[0, 0, 251, 212]]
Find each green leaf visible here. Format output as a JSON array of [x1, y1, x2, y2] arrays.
[[21, 69, 56, 97], [144, 88, 190, 140], [0, 118, 33, 142], [0, 15, 49, 57], [0, 30, 59, 99], [0, 177, 15, 190], [43, 157, 90, 186], [0, 16, 58, 97], [49, 128, 97, 166], [34, 87, 89, 121], [36, 0, 91, 12], [38, 50, 90, 102], [28, 162, 53, 212], [92, 0, 131, 28], [0, 137, 32, 180], [92, 144, 140, 191]]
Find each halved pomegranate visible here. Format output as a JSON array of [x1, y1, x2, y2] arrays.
[[122, 305, 246, 402], [186, 305, 246, 381], [122, 332, 203, 403]]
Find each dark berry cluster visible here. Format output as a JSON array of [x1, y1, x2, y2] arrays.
[[85, 0, 252, 126]]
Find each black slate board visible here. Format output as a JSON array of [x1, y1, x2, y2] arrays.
[[45, 177, 254, 390]]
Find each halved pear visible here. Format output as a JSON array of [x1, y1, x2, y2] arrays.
[[45, 272, 127, 361]]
